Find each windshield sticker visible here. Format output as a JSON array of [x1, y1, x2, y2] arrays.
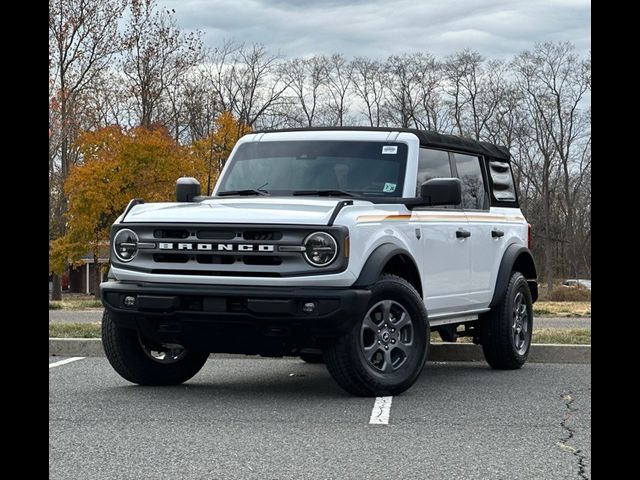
[[382, 146, 398, 155], [383, 182, 397, 193]]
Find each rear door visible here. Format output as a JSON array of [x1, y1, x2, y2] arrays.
[[452, 153, 508, 308], [414, 148, 472, 316]]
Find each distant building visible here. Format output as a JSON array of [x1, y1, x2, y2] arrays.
[[65, 248, 110, 295]]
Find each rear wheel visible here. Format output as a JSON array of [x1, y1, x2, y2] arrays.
[[481, 271, 533, 369], [101, 310, 209, 385], [324, 274, 429, 396]]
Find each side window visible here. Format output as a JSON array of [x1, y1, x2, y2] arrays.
[[416, 148, 452, 195], [453, 153, 488, 210]]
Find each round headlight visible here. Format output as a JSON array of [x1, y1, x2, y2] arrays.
[[304, 232, 338, 267], [113, 229, 139, 262]]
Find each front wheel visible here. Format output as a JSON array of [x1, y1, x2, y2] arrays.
[[324, 274, 429, 397], [101, 310, 209, 385], [480, 271, 534, 369]]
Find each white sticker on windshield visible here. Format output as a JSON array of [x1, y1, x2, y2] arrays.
[[382, 146, 398, 154], [383, 182, 397, 193]]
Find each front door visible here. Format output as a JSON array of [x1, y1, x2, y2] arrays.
[[414, 148, 472, 316]]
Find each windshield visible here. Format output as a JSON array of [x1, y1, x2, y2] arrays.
[[218, 141, 408, 197]]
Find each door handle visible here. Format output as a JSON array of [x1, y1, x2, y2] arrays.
[[491, 229, 504, 238], [456, 229, 471, 239]]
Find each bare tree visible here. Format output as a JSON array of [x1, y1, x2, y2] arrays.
[[350, 57, 387, 127], [205, 41, 289, 129], [414, 59, 448, 132], [280, 56, 329, 127], [513, 42, 591, 285], [443, 50, 507, 140], [383, 53, 432, 128], [83, 70, 130, 128], [121, 0, 204, 129], [180, 69, 222, 142], [512, 107, 559, 291], [325, 54, 353, 126]]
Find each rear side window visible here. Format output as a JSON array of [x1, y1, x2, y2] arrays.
[[486, 158, 517, 203], [453, 153, 488, 210], [416, 148, 452, 195]]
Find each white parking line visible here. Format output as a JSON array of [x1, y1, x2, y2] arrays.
[[49, 357, 85, 369], [369, 396, 393, 424]]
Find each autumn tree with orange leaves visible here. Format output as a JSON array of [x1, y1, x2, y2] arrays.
[[192, 111, 252, 194], [49, 125, 207, 298]]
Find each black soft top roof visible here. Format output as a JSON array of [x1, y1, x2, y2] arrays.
[[251, 127, 511, 161]]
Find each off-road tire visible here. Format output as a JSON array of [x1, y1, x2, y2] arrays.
[[324, 274, 429, 397], [101, 310, 209, 385], [480, 271, 533, 369]]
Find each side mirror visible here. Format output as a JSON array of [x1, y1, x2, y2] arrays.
[[420, 178, 462, 206], [176, 177, 201, 202]]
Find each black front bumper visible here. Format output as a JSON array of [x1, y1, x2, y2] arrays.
[[100, 281, 370, 355]]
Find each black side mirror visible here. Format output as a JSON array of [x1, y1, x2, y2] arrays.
[[420, 178, 462, 206], [176, 177, 201, 202]]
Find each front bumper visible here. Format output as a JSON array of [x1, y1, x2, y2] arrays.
[[100, 281, 371, 355]]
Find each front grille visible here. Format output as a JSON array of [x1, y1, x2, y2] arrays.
[[243, 231, 282, 241], [114, 223, 348, 278], [243, 255, 282, 266], [196, 255, 236, 265], [154, 229, 189, 239], [153, 253, 189, 263], [197, 230, 236, 240]]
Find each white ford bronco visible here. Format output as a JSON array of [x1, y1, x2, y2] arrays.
[[101, 127, 538, 396]]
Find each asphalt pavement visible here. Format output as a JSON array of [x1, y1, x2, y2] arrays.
[[50, 356, 591, 479], [48, 309, 591, 329]]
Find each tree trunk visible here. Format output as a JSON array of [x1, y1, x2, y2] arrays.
[[51, 274, 63, 301], [544, 236, 554, 293], [542, 169, 553, 293]]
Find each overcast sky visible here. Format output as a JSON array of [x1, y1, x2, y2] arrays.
[[157, 0, 590, 59]]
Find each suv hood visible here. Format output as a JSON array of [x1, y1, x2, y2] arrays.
[[122, 197, 356, 225]]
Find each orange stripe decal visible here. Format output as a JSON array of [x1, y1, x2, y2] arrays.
[[357, 214, 525, 223]]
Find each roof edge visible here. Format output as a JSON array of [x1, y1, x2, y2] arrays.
[[250, 127, 511, 161]]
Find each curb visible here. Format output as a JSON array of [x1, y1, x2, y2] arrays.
[[49, 338, 591, 364]]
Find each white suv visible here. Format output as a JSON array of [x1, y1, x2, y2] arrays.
[[101, 128, 538, 396]]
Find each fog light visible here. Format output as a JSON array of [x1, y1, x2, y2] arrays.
[[123, 295, 136, 307], [302, 302, 316, 314]]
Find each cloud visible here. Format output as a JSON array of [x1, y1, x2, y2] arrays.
[[157, 0, 590, 59]]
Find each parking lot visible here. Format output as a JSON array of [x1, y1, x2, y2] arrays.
[[50, 356, 590, 479]]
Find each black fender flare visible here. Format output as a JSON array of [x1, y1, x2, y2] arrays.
[[352, 243, 420, 288], [490, 244, 538, 306]]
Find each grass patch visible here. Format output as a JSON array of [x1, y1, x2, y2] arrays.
[[531, 328, 591, 345], [49, 299, 103, 310], [534, 301, 591, 317], [49, 323, 101, 338]]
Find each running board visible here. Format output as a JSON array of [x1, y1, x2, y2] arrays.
[[429, 309, 490, 327]]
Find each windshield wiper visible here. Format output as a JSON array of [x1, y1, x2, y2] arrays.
[[217, 189, 270, 197], [292, 189, 360, 198]]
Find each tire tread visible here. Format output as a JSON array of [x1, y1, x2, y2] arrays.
[[324, 274, 429, 396], [481, 271, 533, 369], [101, 310, 208, 385]]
